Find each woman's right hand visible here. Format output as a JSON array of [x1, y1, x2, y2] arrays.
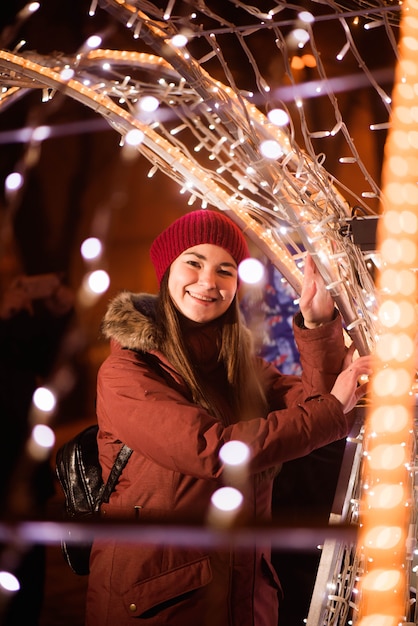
[[330, 345, 373, 414]]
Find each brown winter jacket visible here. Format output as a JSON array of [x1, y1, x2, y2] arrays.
[[85, 292, 352, 626]]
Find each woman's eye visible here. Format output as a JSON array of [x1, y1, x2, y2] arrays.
[[218, 269, 233, 277], [187, 260, 200, 268]]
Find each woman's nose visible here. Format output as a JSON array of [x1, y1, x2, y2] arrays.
[[198, 268, 217, 287]]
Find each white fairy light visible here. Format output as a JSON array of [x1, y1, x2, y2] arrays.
[[86, 35, 102, 49], [291, 28, 310, 48], [81, 237, 102, 260], [238, 258, 265, 285], [164, 0, 175, 21], [60, 67, 74, 81], [88, 0, 98, 16], [171, 34, 188, 48], [32, 125, 51, 141], [219, 441, 250, 466], [125, 128, 144, 146], [31, 424, 55, 449], [211, 487, 243, 513], [337, 42, 350, 61], [147, 165, 158, 178], [298, 11, 315, 24], [17, 2, 40, 19], [32, 387, 56, 413], [137, 96, 159, 112], [5, 172, 23, 192], [85, 270, 110, 295], [260, 139, 283, 159], [364, 20, 384, 30], [267, 108, 289, 126], [27, 424, 56, 460], [0, 572, 20, 594]]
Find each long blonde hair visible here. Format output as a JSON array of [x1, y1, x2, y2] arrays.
[[155, 274, 267, 423]]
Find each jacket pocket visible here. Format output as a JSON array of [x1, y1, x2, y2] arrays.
[[123, 555, 212, 617]]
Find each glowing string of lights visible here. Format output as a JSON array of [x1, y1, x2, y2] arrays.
[[0, 4, 415, 622], [356, 0, 418, 623], [0, 44, 380, 355]]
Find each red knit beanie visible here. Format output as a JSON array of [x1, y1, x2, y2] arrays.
[[150, 210, 250, 284]]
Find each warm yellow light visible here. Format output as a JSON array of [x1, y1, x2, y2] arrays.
[[383, 209, 403, 232], [392, 129, 409, 150], [358, 615, 401, 626], [364, 526, 403, 550], [358, 3, 417, 623], [377, 300, 401, 326], [375, 332, 414, 362], [400, 209, 418, 232], [397, 300, 416, 326], [388, 155, 408, 176], [302, 54, 316, 68], [380, 268, 416, 296], [290, 56, 304, 70], [361, 568, 402, 591], [368, 444, 406, 471], [369, 405, 409, 433], [366, 484, 405, 509], [372, 367, 413, 397]]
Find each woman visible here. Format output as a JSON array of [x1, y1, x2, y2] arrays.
[[86, 209, 371, 626]]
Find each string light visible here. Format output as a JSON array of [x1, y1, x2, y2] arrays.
[[0, 4, 413, 621], [238, 258, 265, 285], [356, 1, 418, 623], [0, 571, 20, 594], [32, 387, 56, 414], [80, 237, 102, 261]]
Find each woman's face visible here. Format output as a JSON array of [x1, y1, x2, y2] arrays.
[[168, 243, 238, 323]]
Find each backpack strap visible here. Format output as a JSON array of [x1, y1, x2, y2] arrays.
[[96, 443, 133, 512]]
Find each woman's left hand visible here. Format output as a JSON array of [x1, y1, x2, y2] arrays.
[[299, 255, 335, 329]]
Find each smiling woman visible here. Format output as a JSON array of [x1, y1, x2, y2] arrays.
[[167, 244, 238, 323], [86, 208, 372, 626], [151, 211, 246, 324]]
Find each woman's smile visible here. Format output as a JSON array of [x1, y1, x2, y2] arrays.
[[168, 243, 238, 323]]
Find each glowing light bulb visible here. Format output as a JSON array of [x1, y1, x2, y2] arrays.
[[298, 11, 315, 23], [238, 258, 265, 284], [32, 424, 55, 449], [125, 129, 144, 146], [138, 96, 159, 112], [364, 526, 403, 550], [86, 35, 102, 49], [85, 270, 110, 295], [368, 444, 405, 471], [33, 387, 56, 413], [81, 237, 102, 260], [0, 571, 20, 593], [211, 487, 243, 512], [171, 34, 188, 47], [260, 140, 283, 159], [367, 484, 404, 509], [267, 108, 289, 126], [291, 28, 310, 47], [219, 441, 250, 466], [32, 126, 51, 141], [60, 67, 74, 81], [5, 172, 23, 191]]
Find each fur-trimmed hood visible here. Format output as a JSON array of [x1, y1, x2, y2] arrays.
[[101, 291, 161, 353]]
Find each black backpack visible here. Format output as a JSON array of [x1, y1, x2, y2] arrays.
[[55, 424, 132, 575]]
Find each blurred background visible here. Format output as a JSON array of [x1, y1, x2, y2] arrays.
[[0, 1, 401, 624]]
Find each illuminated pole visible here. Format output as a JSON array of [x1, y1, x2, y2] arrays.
[[357, 0, 418, 624]]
